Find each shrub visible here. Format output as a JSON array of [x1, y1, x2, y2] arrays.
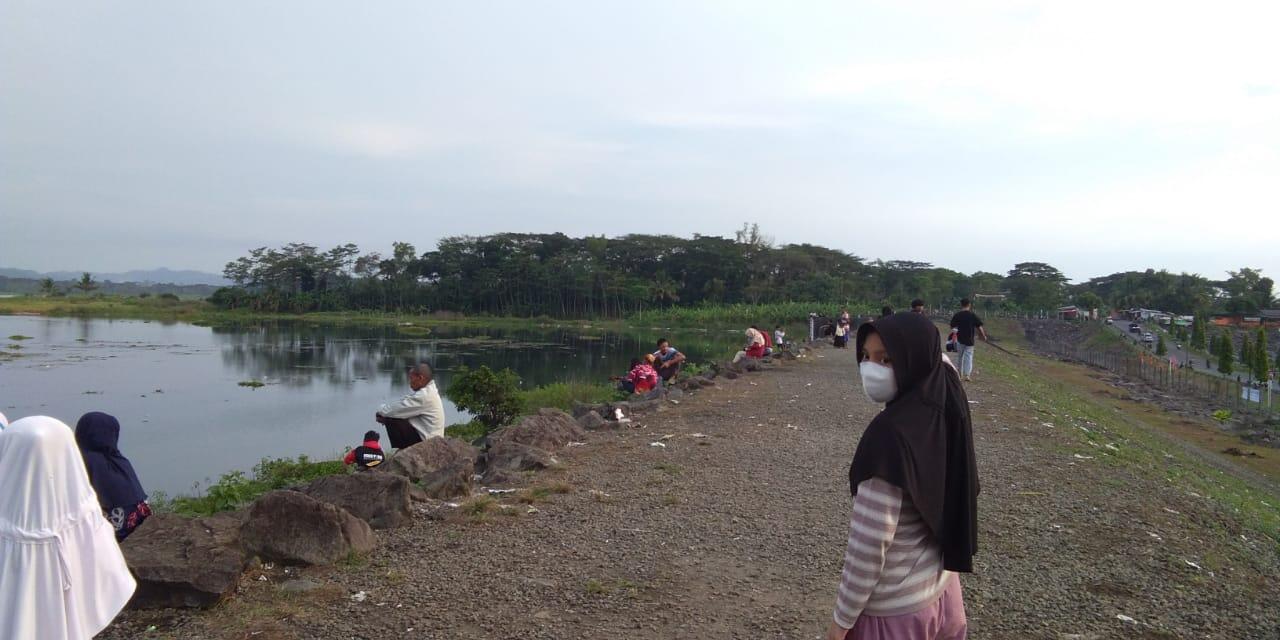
[[162, 455, 346, 516], [445, 365, 523, 431], [444, 419, 488, 443], [1212, 409, 1232, 423]]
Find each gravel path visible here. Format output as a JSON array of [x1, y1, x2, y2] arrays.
[[105, 344, 1280, 640]]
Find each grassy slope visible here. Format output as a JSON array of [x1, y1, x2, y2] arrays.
[[983, 318, 1279, 552]]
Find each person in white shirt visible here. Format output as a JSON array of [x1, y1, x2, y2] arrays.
[[376, 362, 446, 449]]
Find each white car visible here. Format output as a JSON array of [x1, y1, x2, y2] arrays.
[[1143, 333, 1155, 343]]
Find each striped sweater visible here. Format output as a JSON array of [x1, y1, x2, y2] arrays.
[[833, 476, 952, 628]]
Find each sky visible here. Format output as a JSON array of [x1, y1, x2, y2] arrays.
[[2, 1, 1278, 284]]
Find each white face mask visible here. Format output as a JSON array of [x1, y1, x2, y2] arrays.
[[859, 361, 898, 403]]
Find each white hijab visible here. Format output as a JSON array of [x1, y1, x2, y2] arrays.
[[0, 416, 136, 640]]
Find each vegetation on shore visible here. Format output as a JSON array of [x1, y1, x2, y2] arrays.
[[984, 319, 1279, 552]]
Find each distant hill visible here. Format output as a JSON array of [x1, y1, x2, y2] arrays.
[[0, 267, 229, 287]]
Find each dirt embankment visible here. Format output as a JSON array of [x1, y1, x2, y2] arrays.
[[105, 342, 1280, 640]]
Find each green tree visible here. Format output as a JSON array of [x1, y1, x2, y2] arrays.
[[444, 365, 523, 431], [1217, 333, 1234, 375], [1190, 314, 1207, 350], [74, 272, 97, 295], [38, 277, 56, 296], [1156, 334, 1167, 356], [1240, 334, 1252, 379], [1254, 327, 1269, 381], [1005, 262, 1067, 311]]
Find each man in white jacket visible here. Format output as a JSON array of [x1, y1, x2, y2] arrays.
[[376, 362, 447, 449]]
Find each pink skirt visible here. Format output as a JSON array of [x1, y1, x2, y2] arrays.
[[845, 573, 967, 640]]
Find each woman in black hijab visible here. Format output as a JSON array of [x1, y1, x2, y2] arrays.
[[825, 312, 979, 640], [75, 412, 151, 541]]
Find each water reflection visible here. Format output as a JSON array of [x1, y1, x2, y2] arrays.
[[211, 322, 741, 391]]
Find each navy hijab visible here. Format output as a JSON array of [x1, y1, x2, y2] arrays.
[[850, 312, 980, 572], [75, 412, 147, 512]]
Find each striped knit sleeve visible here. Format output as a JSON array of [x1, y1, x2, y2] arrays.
[[832, 477, 903, 629]]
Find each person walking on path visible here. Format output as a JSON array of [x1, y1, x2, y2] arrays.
[[376, 362, 447, 449], [826, 312, 979, 640], [949, 299, 988, 382]]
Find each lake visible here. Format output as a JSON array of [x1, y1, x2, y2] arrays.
[[0, 315, 745, 495]]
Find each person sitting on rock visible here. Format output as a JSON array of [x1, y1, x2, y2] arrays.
[[343, 430, 386, 470], [376, 362, 447, 450], [755, 324, 774, 357], [652, 338, 686, 383], [74, 412, 151, 542], [733, 326, 768, 363], [613, 356, 659, 394]]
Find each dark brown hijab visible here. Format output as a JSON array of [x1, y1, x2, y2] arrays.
[[851, 312, 980, 572]]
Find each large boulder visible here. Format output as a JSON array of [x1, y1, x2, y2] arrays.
[[481, 441, 558, 484], [490, 409, 584, 452], [122, 511, 250, 609], [383, 436, 477, 499], [240, 491, 376, 565], [299, 472, 412, 530]]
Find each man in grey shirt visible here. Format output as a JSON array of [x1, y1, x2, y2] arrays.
[[376, 362, 447, 448]]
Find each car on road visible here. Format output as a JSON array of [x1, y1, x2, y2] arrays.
[[1104, 318, 1114, 325], [1129, 323, 1142, 333], [1143, 333, 1155, 343]]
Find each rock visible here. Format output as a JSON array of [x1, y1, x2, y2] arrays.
[[490, 408, 584, 452], [408, 484, 431, 502], [578, 410, 608, 430], [420, 461, 474, 499], [121, 511, 250, 609], [299, 472, 412, 530], [571, 401, 594, 419], [240, 491, 376, 566], [482, 441, 558, 483], [386, 436, 478, 484], [724, 370, 740, 380], [392, 437, 480, 479], [742, 359, 762, 372], [665, 386, 685, 400], [628, 399, 662, 413]]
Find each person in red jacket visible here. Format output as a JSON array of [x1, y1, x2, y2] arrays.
[[343, 430, 386, 470], [614, 356, 660, 394]]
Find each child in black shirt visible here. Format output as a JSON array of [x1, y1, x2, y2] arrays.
[[343, 430, 386, 470]]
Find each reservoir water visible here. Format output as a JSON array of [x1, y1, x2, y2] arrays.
[[0, 315, 742, 495]]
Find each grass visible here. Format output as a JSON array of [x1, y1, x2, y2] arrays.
[[980, 333, 1280, 554], [584, 578, 644, 596], [518, 381, 622, 414], [154, 455, 348, 517], [7, 334, 32, 340], [630, 301, 842, 328], [237, 379, 266, 388], [444, 419, 487, 442]]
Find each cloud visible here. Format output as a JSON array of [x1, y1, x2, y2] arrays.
[[309, 120, 455, 158], [634, 111, 816, 132], [805, 2, 1280, 138]]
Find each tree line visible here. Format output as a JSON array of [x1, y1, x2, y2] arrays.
[[207, 227, 1276, 319]]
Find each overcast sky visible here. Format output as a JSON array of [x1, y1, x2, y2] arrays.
[[2, 1, 1277, 283]]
